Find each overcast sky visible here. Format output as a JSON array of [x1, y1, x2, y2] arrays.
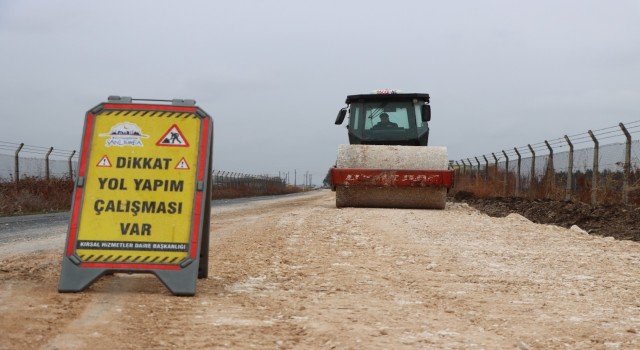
[[1, 0, 639, 185]]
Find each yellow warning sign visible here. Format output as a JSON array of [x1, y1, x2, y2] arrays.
[[59, 97, 213, 296], [75, 109, 202, 265]]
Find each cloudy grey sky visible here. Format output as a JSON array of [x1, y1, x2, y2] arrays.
[[1, 0, 639, 185]]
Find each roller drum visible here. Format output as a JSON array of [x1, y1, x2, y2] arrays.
[[334, 145, 449, 209]]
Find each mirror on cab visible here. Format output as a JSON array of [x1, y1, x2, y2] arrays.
[[421, 104, 431, 122], [335, 108, 347, 125]]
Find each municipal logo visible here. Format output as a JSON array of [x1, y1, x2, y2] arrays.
[[99, 122, 149, 147]]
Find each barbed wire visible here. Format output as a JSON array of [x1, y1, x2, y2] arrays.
[[0, 141, 77, 158], [3, 119, 639, 167], [460, 119, 640, 162]]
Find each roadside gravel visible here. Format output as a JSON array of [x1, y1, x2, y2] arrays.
[[1, 190, 639, 349]]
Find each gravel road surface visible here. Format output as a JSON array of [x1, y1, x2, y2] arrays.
[[1, 190, 639, 349]]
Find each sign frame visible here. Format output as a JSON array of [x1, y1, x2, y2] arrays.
[[58, 96, 213, 296]]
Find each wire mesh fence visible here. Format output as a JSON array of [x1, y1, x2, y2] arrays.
[[0, 141, 78, 182], [453, 121, 640, 206], [12, 117, 636, 206], [211, 170, 289, 198], [0, 141, 289, 195]]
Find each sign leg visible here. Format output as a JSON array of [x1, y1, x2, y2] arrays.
[[58, 256, 105, 293], [155, 262, 199, 296]]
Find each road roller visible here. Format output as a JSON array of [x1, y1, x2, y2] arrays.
[[330, 90, 454, 209]]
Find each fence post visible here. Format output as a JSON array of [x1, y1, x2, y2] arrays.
[[475, 157, 481, 187], [544, 140, 555, 199], [619, 123, 631, 205], [467, 158, 474, 182], [588, 130, 599, 206], [14, 143, 24, 186], [461, 159, 466, 175], [68, 150, 76, 180], [492, 153, 499, 179], [45, 147, 53, 181], [564, 136, 574, 201], [455, 161, 460, 177], [514, 147, 521, 196], [483, 155, 489, 182], [502, 150, 509, 196], [528, 144, 536, 198], [475, 157, 480, 186]]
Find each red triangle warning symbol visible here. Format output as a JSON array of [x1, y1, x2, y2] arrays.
[[96, 155, 112, 167], [175, 157, 190, 170], [156, 124, 189, 147]]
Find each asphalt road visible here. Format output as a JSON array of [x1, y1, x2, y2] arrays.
[[0, 212, 70, 243], [0, 191, 318, 244]]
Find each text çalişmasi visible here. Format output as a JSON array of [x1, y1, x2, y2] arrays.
[[94, 199, 183, 216]]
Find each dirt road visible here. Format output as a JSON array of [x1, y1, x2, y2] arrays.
[[1, 190, 639, 349]]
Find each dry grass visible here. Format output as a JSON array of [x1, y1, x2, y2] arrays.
[[212, 184, 305, 199], [450, 168, 640, 207], [0, 176, 75, 215], [0, 177, 303, 216]]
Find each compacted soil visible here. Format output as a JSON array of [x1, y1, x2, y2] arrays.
[[454, 191, 640, 242], [1, 190, 639, 349]]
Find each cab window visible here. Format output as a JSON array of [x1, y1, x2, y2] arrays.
[[358, 102, 413, 130]]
